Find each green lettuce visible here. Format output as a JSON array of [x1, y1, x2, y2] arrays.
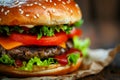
[[73, 36, 90, 57], [67, 53, 80, 65], [20, 53, 82, 71], [0, 19, 84, 39], [34, 25, 73, 39], [0, 54, 81, 71], [0, 54, 15, 65], [20, 57, 56, 71], [74, 19, 84, 27], [0, 26, 24, 36]]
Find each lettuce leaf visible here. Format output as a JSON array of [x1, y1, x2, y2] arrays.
[[74, 19, 84, 27], [20, 57, 56, 71], [73, 36, 90, 57], [67, 53, 80, 65], [0, 19, 83, 39], [0, 54, 15, 65]]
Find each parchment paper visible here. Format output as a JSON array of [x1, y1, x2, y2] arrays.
[[1, 45, 120, 80]]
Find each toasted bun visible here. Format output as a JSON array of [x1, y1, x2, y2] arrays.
[[0, 0, 82, 26], [0, 58, 82, 77]]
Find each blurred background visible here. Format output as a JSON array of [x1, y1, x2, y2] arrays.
[[76, 0, 120, 49]]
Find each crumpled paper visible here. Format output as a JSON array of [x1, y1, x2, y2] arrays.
[[1, 45, 120, 80]]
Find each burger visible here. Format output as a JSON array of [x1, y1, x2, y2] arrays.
[[0, 0, 90, 77]]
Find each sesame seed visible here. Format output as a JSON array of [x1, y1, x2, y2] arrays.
[[29, 4, 33, 6], [34, 15, 37, 19], [45, 0, 48, 2], [36, 14, 40, 17], [19, 9, 24, 14], [52, 9, 55, 13], [34, 2, 38, 4], [18, 5, 22, 7], [62, 1, 66, 5], [47, 12, 50, 16], [26, 4, 30, 6], [42, 6, 46, 9], [38, 3, 42, 6], [5, 10, 10, 15], [19, 9, 22, 11], [75, 4, 79, 8], [67, 0, 71, 4], [50, 0, 52, 3], [54, 3, 57, 6], [4, 12, 7, 15], [7, 10, 10, 12], [26, 14, 30, 17], [70, 10, 73, 13], [1, 8, 4, 12], [21, 11, 24, 14], [66, 8, 69, 10]]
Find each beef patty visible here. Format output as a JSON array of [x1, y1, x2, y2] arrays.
[[0, 40, 73, 61]]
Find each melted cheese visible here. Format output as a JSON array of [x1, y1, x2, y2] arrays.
[[0, 37, 23, 50], [59, 42, 66, 48]]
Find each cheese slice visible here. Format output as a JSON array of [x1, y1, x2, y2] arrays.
[[59, 42, 66, 48], [0, 37, 23, 50]]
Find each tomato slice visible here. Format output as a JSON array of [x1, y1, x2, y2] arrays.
[[10, 32, 68, 46], [68, 28, 82, 38], [54, 48, 82, 65], [9, 28, 82, 46]]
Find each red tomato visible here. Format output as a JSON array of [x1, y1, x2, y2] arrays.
[[10, 32, 68, 46], [54, 48, 82, 65], [68, 28, 82, 38]]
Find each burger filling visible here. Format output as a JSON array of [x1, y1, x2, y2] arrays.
[[0, 20, 90, 71]]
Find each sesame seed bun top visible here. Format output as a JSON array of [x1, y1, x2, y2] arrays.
[[0, 0, 82, 26]]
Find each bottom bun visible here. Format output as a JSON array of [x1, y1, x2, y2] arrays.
[[0, 58, 82, 77]]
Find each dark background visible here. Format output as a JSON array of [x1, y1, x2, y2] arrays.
[[75, 0, 120, 79], [76, 0, 120, 49]]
